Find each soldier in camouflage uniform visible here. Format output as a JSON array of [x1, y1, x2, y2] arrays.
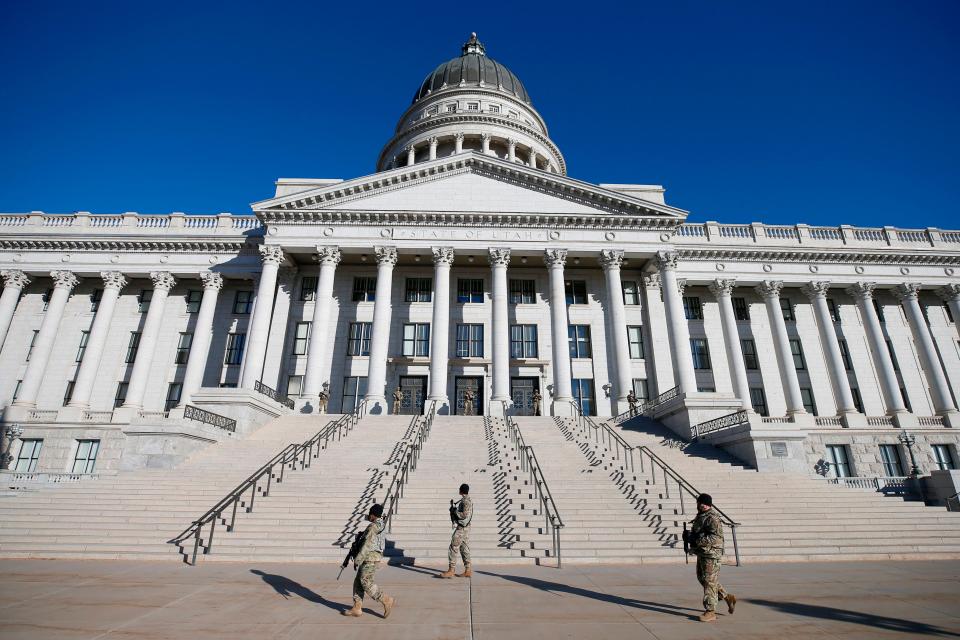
[[439, 483, 473, 578], [342, 503, 397, 619], [685, 493, 736, 622]]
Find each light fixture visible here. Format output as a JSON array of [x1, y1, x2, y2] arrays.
[[520, 256, 528, 264], [602, 383, 612, 398], [467, 255, 475, 263], [414, 255, 421, 262], [573, 257, 581, 265], [897, 430, 921, 476], [361, 254, 368, 262]]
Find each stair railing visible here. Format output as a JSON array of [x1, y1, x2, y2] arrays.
[[505, 416, 565, 567], [170, 407, 364, 565], [381, 401, 436, 532], [691, 410, 749, 441], [570, 400, 636, 473], [253, 380, 295, 410]]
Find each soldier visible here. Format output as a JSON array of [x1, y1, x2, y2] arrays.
[[532, 390, 542, 416], [463, 388, 475, 416], [341, 503, 396, 619], [317, 390, 329, 414], [439, 483, 473, 578], [392, 388, 403, 415], [627, 390, 638, 416], [684, 493, 736, 622]]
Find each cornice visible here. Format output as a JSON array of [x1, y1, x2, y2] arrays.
[[675, 248, 960, 266], [395, 86, 548, 135], [0, 238, 250, 253]]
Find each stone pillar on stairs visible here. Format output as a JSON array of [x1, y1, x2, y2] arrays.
[[755, 280, 806, 416], [545, 248, 574, 415], [599, 249, 633, 412], [302, 246, 341, 409], [177, 272, 223, 409], [241, 245, 284, 389], [365, 246, 398, 414], [489, 248, 511, 413], [428, 247, 454, 412], [0, 269, 30, 353], [709, 278, 752, 411], [120, 271, 176, 414], [656, 251, 696, 395]]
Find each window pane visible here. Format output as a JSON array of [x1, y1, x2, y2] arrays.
[[14, 439, 43, 472], [627, 326, 644, 359], [76, 331, 90, 363], [683, 297, 703, 320], [827, 299, 840, 323], [72, 440, 100, 474], [800, 387, 817, 415], [749, 387, 768, 416], [790, 339, 806, 370], [287, 375, 303, 397], [932, 445, 956, 471], [565, 280, 587, 305], [691, 338, 711, 370], [114, 382, 128, 408], [126, 332, 141, 363], [300, 276, 318, 301], [733, 297, 750, 321], [741, 339, 758, 370], [186, 290, 203, 313], [622, 281, 640, 305], [827, 445, 851, 478], [780, 298, 795, 321], [879, 445, 904, 476]]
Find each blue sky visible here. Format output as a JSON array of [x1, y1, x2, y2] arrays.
[[1, 1, 957, 228]]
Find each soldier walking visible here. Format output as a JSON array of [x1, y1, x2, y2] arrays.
[[439, 483, 473, 578], [684, 493, 736, 622], [341, 504, 397, 619]]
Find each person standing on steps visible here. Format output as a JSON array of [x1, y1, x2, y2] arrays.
[[462, 388, 475, 416], [392, 388, 403, 415], [439, 483, 473, 578], [626, 389, 638, 417], [684, 493, 736, 622], [532, 390, 542, 416], [341, 503, 397, 619]]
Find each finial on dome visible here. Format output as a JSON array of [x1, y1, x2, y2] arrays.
[[462, 32, 486, 56]]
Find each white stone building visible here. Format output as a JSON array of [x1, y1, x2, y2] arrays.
[[2, 34, 959, 483]]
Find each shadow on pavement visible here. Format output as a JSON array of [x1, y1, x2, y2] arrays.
[[250, 569, 345, 612], [476, 570, 700, 619], [751, 599, 960, 637], [396, 564, 444, 577]]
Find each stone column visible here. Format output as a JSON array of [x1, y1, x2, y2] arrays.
[[406, 145, 416, 166], [709, 279, 752, 411], [0, 270, 30, 353], [481, 133, 492, 155], [240, 245, 284, 389], [755, 280, 805, 415], [937, 284, 960, 339], [122, 271, 176, 410], [507, 138, 517, 162], [489, 248, 511, 407], [364, 246, 398, 413], [428, 247, 454, 410], [599, 250, 633, 409], [529, 148, 538, 169], [67, 272, 127, 409], [302, 246, 341, 406], [428, 137, 438, 161], [178, 272, 223, 407], [454, 133, 464, 154], [847, 282, 907, 415], [894, 283, 959, 421], [802, 282, 859, 420], [12, 271, 78, 408], [656, 251, 697, 395], [545, 249, 574, 414]]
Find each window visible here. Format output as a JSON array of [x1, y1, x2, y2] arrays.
[[467, 102, 479, 111], [72, 440, 100, 474], [780, 298, 795, 322], [488, 104, 500, 114], [873, 299, 885, 322], [445, 103, 456, 113], [826, 445, 852, 478], [900, 387, 912, 412], [427, 105, 438, 115], [90, 289, 103, 313], [886, 339, 899, 371], [26, 330, 38, 361], [352, 277, 376, 302], [186, 290, 202, 313], [932, 444, 957, 471], [402, 323, 430, 357], [690, 338, 711, 370], [175, 333, 193, 364], [698, 386, 716, 393], [404, 278, 432, 303], [879, 444, 905, 476], [838, 339, 853, 370], [627, 326, 645, 359], [571, 378, 595, 416], [457, 279, 484, 304], [632, 379, 649, 401], [219, 382, 237, 388], [342, 376, 368, 413], [114, 382, 128, 408], [138, 289, 153, 313], [125, 332, 141, 363], [347, 323, 373, 356], [224, 333, 246, 365], [41, 288, 53, 311], [565, 280, 588, 305], [233, 290, 253, 314], [683, 296, 703, 320], [741, 339, 759, 370], [292, 322, 311, 356], [850, 387, 864, 413], [790, 339, 806, 370], [164, 382, 182, 411], [63, 380, 74, 406], [827, 298, 841, 323], [946, 304, 955, 324], [733, 297, 750, 321], [800, 387, 817, 415], [299, 276, 318, 302], [568, 325, 592, 358], [76, 331, 90, 363], [13, 380, 22, 401], [286, 375, 303, 397], [622, 281, 640, 305], [14, 439, 43, 472], [749, 387, 768, 416], [510, 325, 538, 358], [456, 324, 484, 358], [509, 279, 536, 304]]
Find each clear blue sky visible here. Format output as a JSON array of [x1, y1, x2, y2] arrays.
[[1, 1, 957, 228]]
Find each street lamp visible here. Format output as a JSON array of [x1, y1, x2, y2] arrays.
[[0, 424, 24, 470], [898, 430, 921, 476]]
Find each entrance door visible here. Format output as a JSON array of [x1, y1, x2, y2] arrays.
[[455, 376, 483, 416], [511, 377, 539, 416], [398, 376, 427, 415]]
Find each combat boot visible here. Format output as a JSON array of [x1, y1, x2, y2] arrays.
[[699, 611, 717, 622], [457, 564, 473, 578], [341, 601, 363, 617], [381, 595, 396, 619], [438, 565, 456, 579], [725, 594, 737, 614]]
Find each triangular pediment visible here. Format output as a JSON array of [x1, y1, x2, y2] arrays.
[[252, 153, 688, 220]]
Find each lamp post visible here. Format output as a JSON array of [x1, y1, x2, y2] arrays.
[[1, 423, 24, 470], [898, 430, 921, 476]]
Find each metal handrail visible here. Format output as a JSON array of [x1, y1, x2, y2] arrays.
[[947, 492, 960, 512], [570, 400, 636, 473], [505, 416, 564, 567], [638, 386, 680, 415], [691, 410, 749, 441], [379, 402, 436, 532], [254, 380, 295, 410], [170, 407, 364, 565], [183, 404, 237, 432]]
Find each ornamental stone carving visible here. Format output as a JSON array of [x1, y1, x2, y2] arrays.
[[754, 280, 784, 299], [428, 136, 438, 147], [258, 245, 285, 266], [544, 248, 567, 267], [642, 273, 661, 289], [677, 279, 687, 297], [51, 270, 79, 290], [374, 246, 398, 265], [454, 132, 464, 142], [150, 271, 176, 292], [0, 270, 30, 289], [432, 247, 455, 265], [846, 282, 876, 300], [316, 246, 342, 266], [200, 272, 224, 290], [936, 284, 960, 303], [801, 281, 831, 300], [488, 248, 511, 266], [892, 283, 921, 302], [708, 279, 736, 297], [100, 271, 127, 291], [598, 249, 624, 270], [655, 251, 679, 271]]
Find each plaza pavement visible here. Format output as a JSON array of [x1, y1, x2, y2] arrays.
[[0, 559, 958, 639]]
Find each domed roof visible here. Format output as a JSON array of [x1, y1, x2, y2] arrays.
[[413, 34, 530, 105]]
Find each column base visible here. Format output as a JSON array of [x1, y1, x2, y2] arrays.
[[551, 399, 574, 417], [364, 396, 387, 415], [2, 404, 34, 423], [891, 411, 918, 429], [839, 411, 867, 428], [426, 397, 449, 415], [111, 406, 140, 424], [57, 405, 88, 422], [938, 411, 960, 429]]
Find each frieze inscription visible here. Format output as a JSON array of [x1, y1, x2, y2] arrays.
[[392, 228, 552, 242]]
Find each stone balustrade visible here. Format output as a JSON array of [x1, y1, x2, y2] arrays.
[[675, 221, 960, 249]]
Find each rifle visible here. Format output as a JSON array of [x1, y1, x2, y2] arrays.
[[682, 522, 690, 564], [449, 499, 458, 525], [338, 528, 368, 580]]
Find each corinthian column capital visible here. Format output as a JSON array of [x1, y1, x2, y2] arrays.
[[50, 270, 79, 291], [544, 248, 567, 267], [598, 249, 624, 270], [892, 283, 921, 302], [432, 247, 455, 265], [754, 280, 783, 299], [200, 271, 224, 290], [846, 282, 876, 300], [258, 245, 285, 266], [488, 248, 511, 266], [708, 278, 736, 298], [316, 245, 342, 266], [374, 246, 398, 265], [801, 281, 831, 300], [936, 283, 960, 303], [655, 251, 679, 271], [1, 270, 31, 289], [100, 271, 127, 292], [150, 271, 176, 292]]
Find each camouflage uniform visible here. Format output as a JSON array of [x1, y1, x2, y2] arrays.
[[448, 495, 473, 567], [352, 518, 386, 605], [689, 509, 727, 612]]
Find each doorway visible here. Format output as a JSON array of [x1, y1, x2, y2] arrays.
[[455, 376, 483, 416], [398, 376, 427, 415], [511, 377, 540, 416]]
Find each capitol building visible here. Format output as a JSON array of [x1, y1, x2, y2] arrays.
[[1, 33, 959, 491]]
